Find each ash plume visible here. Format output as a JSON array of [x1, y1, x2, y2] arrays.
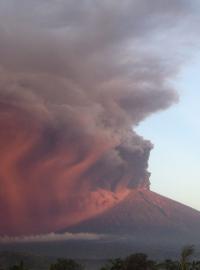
[[0, 0, 198, 236]]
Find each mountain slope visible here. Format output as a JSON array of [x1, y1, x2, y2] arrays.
[[60, 189, 200, 243]]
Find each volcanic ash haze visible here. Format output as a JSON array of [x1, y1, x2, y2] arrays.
[[0, 0, 198, 236]]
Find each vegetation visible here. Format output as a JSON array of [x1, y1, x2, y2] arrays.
[[180, 245, 195, 270], [9, 261, 28, 270], [100, 246, 198, 270], [49, 258, 83, 270], [1, 246, 200, 270]]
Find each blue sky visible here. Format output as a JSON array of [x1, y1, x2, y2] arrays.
[[136, 54, 200, 210]]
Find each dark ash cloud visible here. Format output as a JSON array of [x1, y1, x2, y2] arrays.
[[0, 0, 198, 236]]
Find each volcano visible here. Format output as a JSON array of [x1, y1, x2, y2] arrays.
[[2, 190, 200, 260], [60, 189, 200, 245]]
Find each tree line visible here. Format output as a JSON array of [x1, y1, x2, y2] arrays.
[[2, 245, 200, 270]]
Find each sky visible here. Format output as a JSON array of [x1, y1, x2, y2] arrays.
[[137, 54, 200, 210], [0, 0, 200, 237]]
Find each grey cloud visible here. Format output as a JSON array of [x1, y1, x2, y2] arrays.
[[0, 0, 198, 235], [0, 232, 105, 243]]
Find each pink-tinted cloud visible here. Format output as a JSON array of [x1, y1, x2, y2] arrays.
[[0, 0, 198, 236]]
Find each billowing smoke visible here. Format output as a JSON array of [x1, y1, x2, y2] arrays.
[[0, 0, 197, 235]]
